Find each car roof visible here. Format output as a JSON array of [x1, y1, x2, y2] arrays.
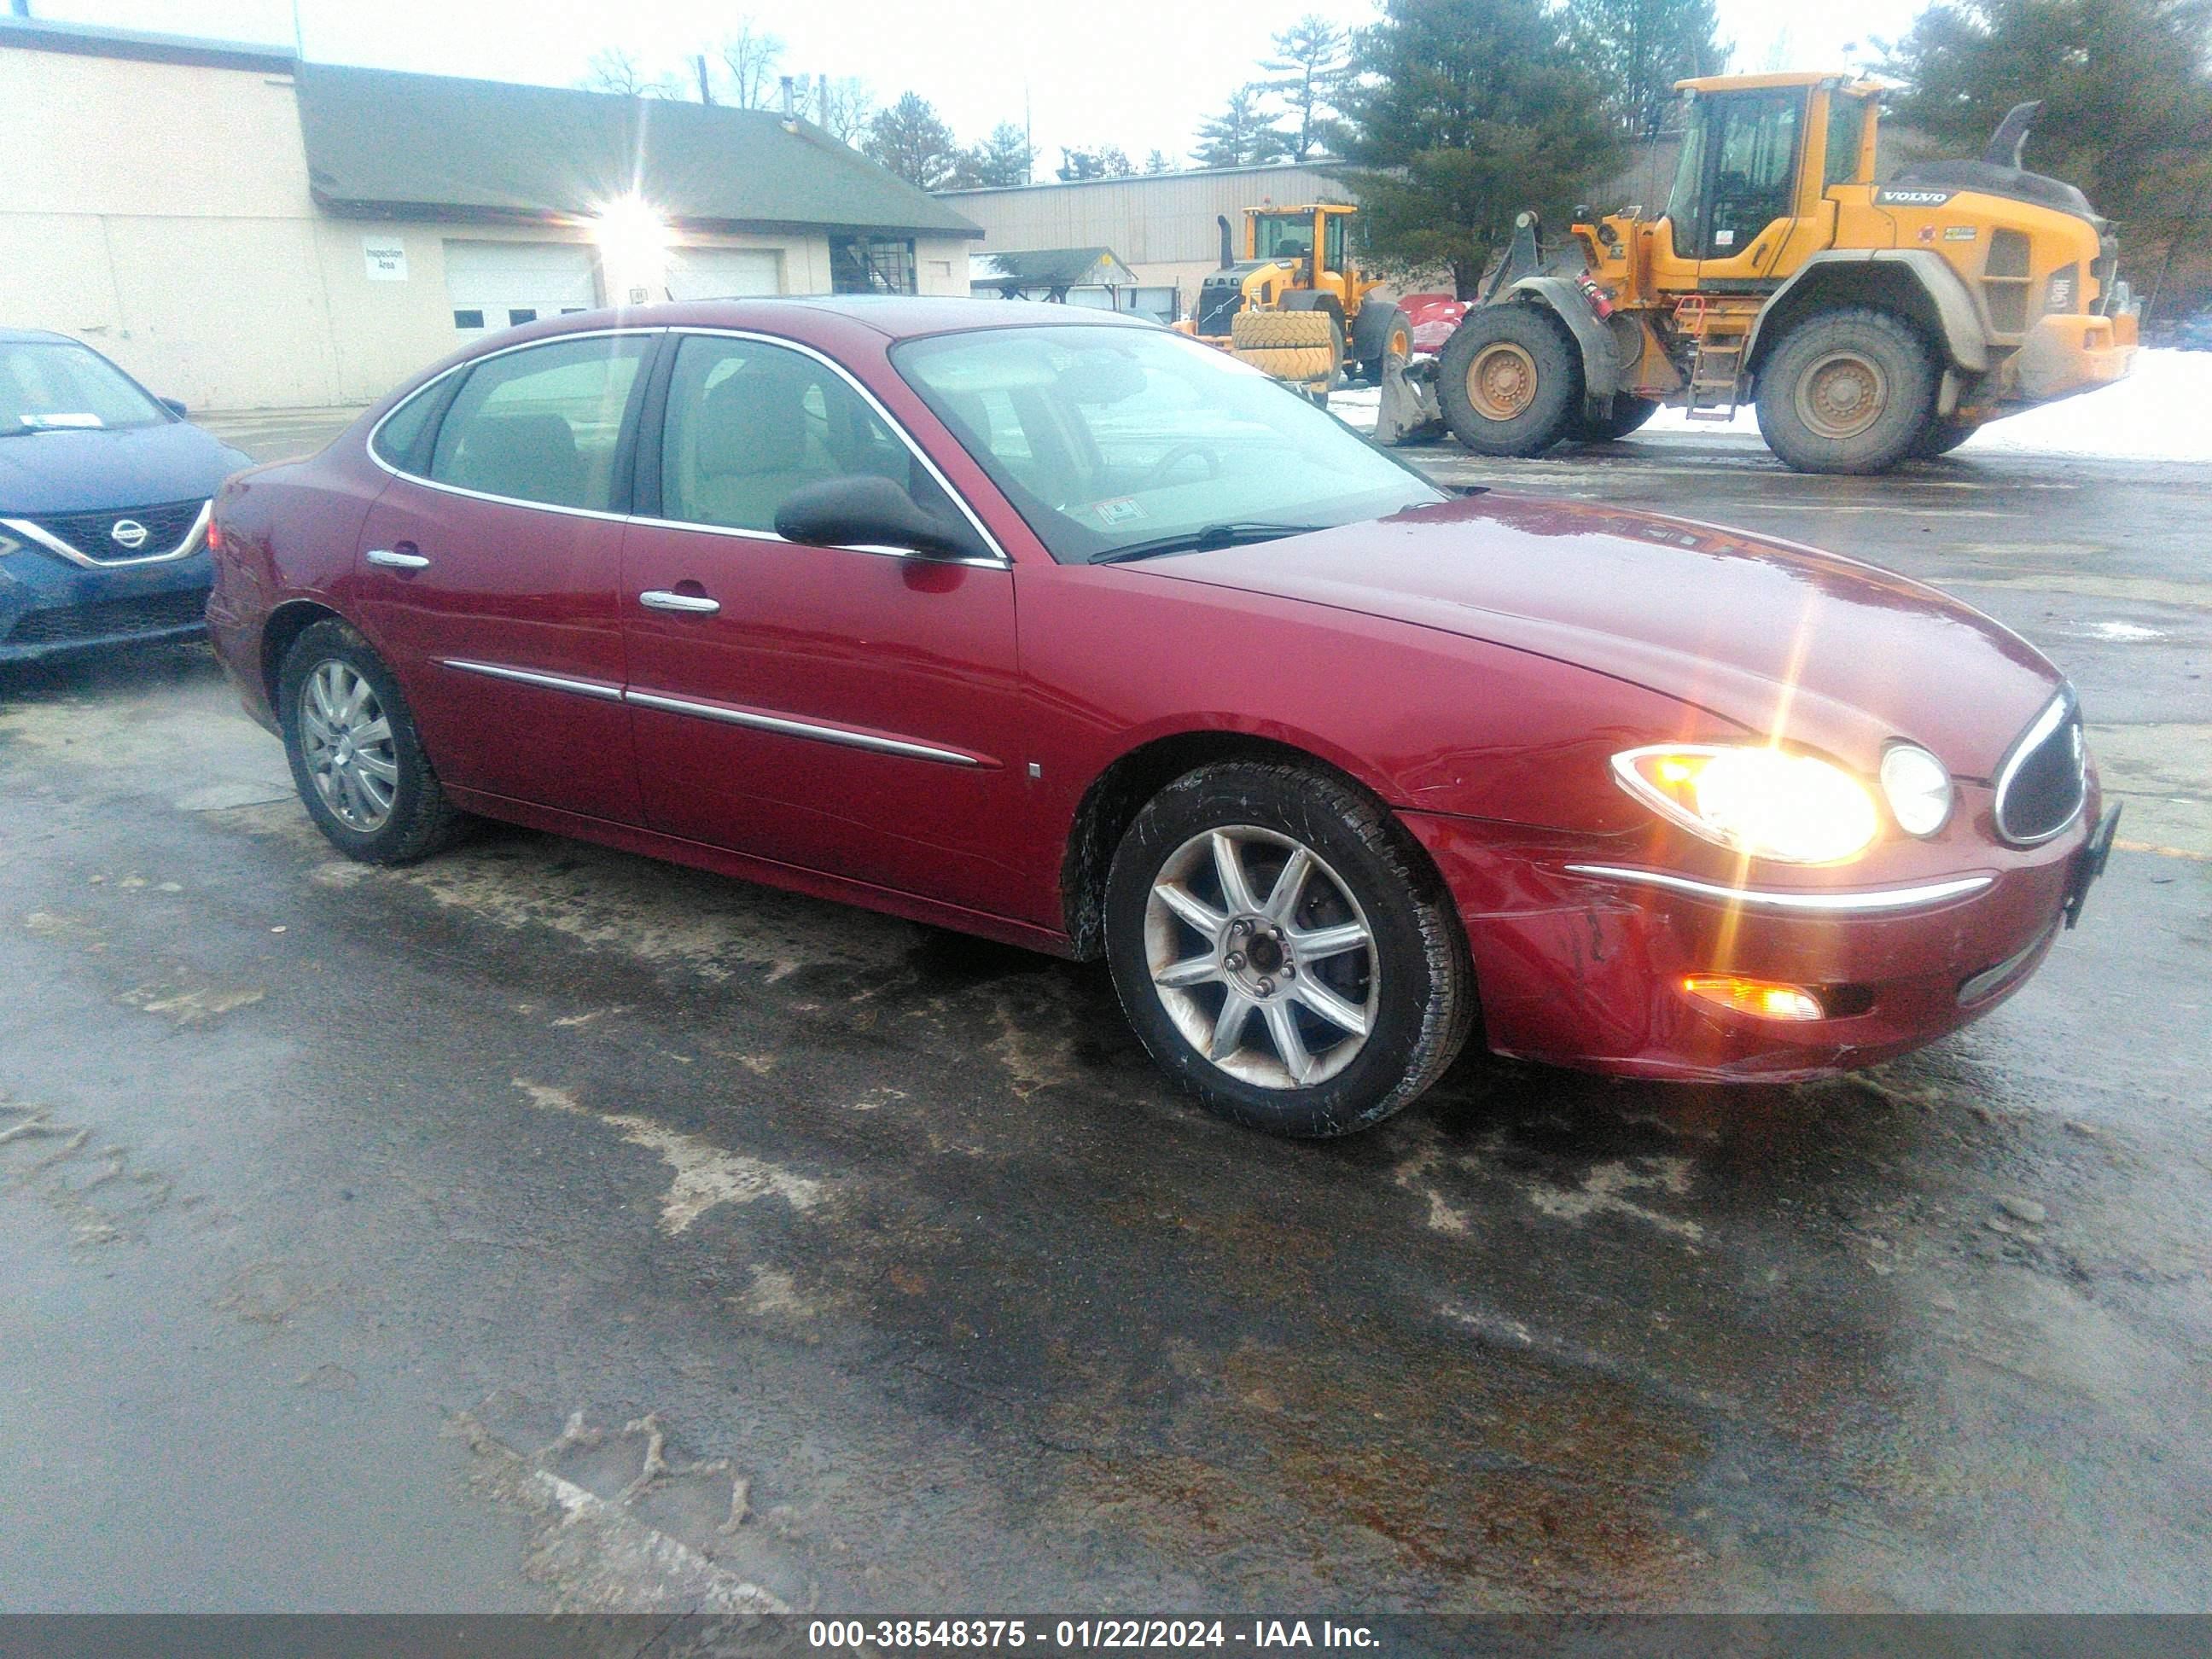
[[0, 327, 83, 346], [506, 294, 1159, 347]]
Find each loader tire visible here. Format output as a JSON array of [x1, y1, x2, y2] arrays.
[[1755, 307, 1938, 474], [1912, 416, 1979, 457], [1437, 305, 1581, 457], [1353, 303, 1413, 385], [1570, 395, 1661, 443], [1231, 310, 1336, 351], [1233, 344, 1337, 383]]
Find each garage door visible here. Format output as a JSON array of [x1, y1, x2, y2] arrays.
[[665, 246, 783, 301], [444, 240, 600, 338]]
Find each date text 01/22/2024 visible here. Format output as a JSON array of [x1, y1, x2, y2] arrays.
[[806, 1619, 1382, 1650]]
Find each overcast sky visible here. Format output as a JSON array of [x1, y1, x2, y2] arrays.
[[33, 0, 1925, 166]]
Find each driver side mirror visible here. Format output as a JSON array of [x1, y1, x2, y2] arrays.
[[774, 474, 987, 562], [160, 397, 189, 417]]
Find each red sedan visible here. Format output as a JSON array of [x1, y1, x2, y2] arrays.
[[207, 299, 2116, 1138]]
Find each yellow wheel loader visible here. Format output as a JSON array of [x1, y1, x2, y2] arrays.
[[1185, 203, 1414, 397], [1435, 73, 2140, 473]]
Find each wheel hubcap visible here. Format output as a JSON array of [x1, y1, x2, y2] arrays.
[[1796, 349, 1889, 440], [299, 660, 398, 833], [1144, 826, 1378, 1090], [1467, 342, 1539, 421]]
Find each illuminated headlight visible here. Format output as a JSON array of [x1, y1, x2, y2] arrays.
[[1613, 744, 1881, 864], [1878, 742, 1953, 836]]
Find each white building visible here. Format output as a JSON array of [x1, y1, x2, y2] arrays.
[[0, 17, 980, 412], [942, 164, 1356, 323]]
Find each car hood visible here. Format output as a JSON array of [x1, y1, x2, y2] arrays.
[[0, 421, 250, 515], [1146, 494, 2064, 778]]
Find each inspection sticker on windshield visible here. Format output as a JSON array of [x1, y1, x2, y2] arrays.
[[1091, 498, 1147, 527]]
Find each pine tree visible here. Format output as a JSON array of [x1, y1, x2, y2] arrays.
[[864, 93, 961, 190], [1564, 0, 1728, 139], [1193, 85, 1292, 167], [952, 123, 1039, 188], [1260, 15, 1353, 160], [1881, 0, 2212, 249], [1335, 0, 1625, 296], [1143, 148, 1176, 174]]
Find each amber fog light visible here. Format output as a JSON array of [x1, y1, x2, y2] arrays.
[[1683, 974, 1825, 1022]]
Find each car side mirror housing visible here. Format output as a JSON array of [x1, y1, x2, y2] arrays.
[[160, 397, 189, 417], [774, 474, 987, 562]]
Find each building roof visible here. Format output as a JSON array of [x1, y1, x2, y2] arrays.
[[0, 15, 294, 74], [293, 62, 981, 238], [969, 248, 1141, 292], [939, 160, 1348, 199]]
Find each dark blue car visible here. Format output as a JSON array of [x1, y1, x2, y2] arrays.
[[0, 329, 251, 666]]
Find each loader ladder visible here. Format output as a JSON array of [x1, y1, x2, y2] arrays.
[[1675, 295, 1759, 421]]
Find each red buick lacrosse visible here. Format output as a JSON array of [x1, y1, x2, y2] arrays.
[[207, 299, 2115, 1137]]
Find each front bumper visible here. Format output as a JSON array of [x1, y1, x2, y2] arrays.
[[2001, 311, 2139, 405], [0, 544, 212, 666], [1404, 790, 2102, 1083]]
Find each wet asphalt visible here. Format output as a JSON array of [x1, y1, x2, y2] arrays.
[[0, 415, 2207, 1614]]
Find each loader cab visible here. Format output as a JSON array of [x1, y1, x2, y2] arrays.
[[1248, 204, 1359, 306], [1652, 75, 1880, 286]]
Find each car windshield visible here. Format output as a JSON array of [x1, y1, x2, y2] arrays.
[[0, 340, 169, 434], [891, 323, 1442, 563]]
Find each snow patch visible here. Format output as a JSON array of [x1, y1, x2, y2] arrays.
[[1334, 346, 2212, 463], [514, 1079, 824, 1235]]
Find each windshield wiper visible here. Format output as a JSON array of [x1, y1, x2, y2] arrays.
[[1092, 521, 1324, 565]]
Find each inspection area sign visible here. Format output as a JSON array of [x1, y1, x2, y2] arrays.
[[362, 236, 408, 281]]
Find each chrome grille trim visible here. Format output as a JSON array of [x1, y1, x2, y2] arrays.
[[1, 499, 211, 570], [1992, 689, 2087, 847]]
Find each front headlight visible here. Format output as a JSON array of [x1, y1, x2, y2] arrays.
[[1613, 744, 1881, 864], [0, 527, 23, 558], [1878, 742, 1953, 836]]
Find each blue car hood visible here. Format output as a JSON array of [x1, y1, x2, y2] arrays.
[[0, 421, 250, 515]]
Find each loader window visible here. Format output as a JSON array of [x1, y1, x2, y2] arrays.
[[1668, 91, 1802, 262], [1825, 96, 1869, 189]]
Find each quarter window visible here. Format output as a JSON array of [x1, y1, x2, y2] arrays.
[[427, 335, 648, 511], [657, 335, 955, 537]]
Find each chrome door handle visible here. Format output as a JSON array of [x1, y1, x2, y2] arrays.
[[638, 590, 721, 615], [366, 548, 431, 569]]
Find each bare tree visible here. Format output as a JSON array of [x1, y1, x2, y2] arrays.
[[581, 46, 673, 99], [717, 20, 786, 109], [807, 73, 877, 145]]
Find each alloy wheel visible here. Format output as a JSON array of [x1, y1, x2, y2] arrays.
[[298, 660, 398, 833], [1143, 825, 1379, 1089]]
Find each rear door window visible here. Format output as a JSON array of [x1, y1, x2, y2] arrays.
[[428, 335, 649, 512]]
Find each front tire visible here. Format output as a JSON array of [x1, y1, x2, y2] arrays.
[[1436, 305, 1583, 457], [278, 619, 463, 864], [1103, 761, 1474, 1138], [1755, 307, 1939, 474]]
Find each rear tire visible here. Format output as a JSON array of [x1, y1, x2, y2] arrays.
[[1755, 307, 1939, 474], [1436, 305, 1581, 457], [1571, 395, 1661, 443], [278, 619, 464, 865], [1103, 761, 1474, 1138], [1353, 302, 1412, 385]]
